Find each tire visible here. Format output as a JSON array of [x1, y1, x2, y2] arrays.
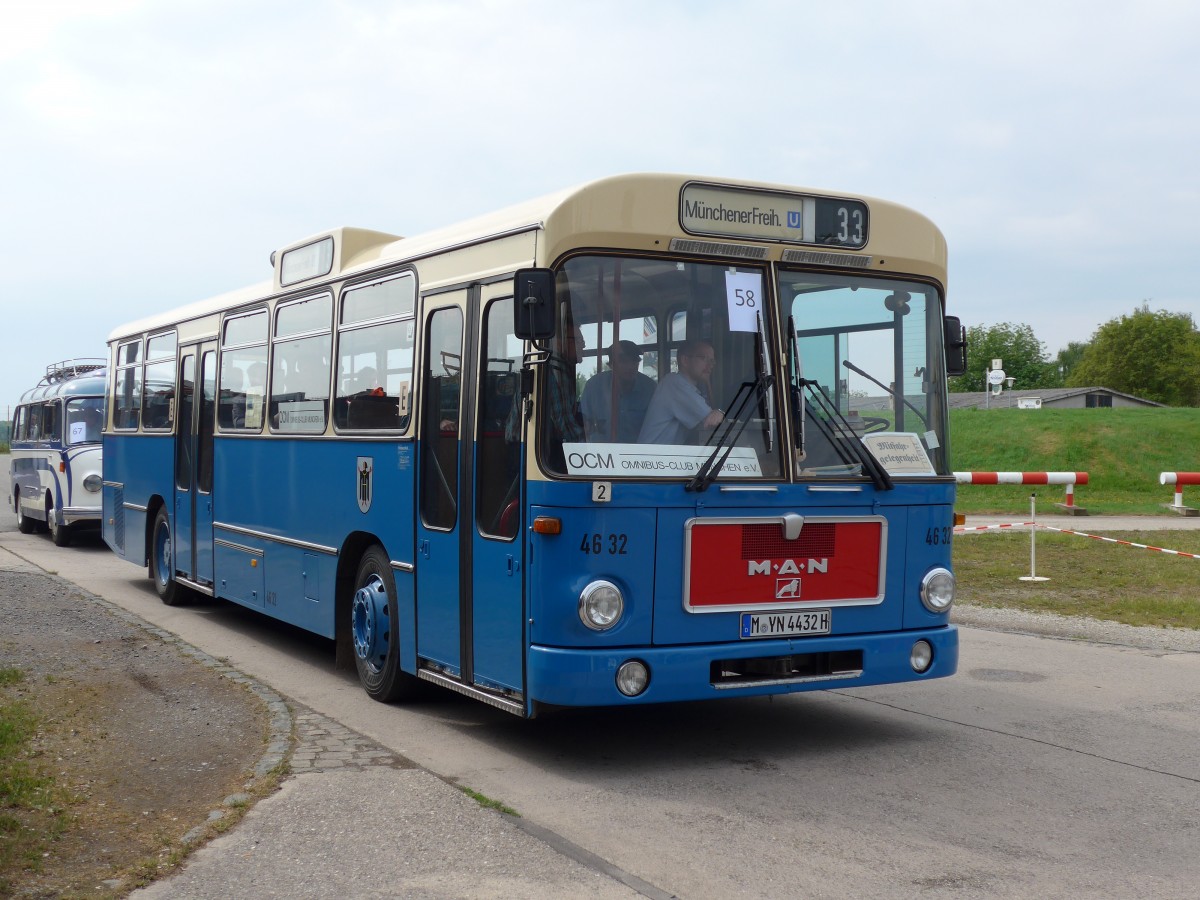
[[351, 545, 419, 702], [15, 491, 36, 534], [149, 507, 186, 606], [47, 497, 72, 547]]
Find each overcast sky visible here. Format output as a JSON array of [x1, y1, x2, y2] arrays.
[[3, 0, 1198, 412]]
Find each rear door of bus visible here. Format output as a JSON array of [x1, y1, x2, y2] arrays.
[[174, 343, 216, 586]]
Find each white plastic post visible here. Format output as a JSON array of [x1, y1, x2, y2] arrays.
[[1019, 492, 1049, 582]]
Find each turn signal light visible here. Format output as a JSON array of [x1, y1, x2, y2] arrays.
[[532, 516, 562, 535], [953, 512, 966, 526]]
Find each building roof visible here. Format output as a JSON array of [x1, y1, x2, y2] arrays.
[[947, 386, 1163, 410]]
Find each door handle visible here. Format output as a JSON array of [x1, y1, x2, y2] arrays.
[[420, 539, 430, 559]]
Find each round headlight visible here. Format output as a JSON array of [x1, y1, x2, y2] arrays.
[[84, 474, 102, 492], [616, 660, 650, 696], [578, 580, 624, 631], [910, 640, 934, 673], [920, 567, 955, 613]]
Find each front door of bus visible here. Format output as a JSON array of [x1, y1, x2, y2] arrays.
[[415, 286, 524, 695], [174, 343, 216, 586], [416, 297, 466, 675]]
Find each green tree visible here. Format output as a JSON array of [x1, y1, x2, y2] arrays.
[[1054, 340, 1090, 383], [948, 322, 1062, 392], [1068, 304, 1200, 406]]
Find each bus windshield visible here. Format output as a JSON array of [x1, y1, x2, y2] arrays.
[[782, 270, 951, 476], [541, 255, 783, 481]]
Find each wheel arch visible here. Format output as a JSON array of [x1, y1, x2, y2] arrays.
[[142, 494, 169, 568], [334, 530, 385, 670]]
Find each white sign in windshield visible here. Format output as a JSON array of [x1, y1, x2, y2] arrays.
[[562, 443, 763, 479], [861, 432, 936, 476], [725, 270, 763, 333]]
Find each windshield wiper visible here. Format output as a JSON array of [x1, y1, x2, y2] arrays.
[[842, 359, 929, 431], [800, 379, 893, 491], [686, 372, 775, 493]]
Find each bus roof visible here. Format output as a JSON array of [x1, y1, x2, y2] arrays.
[[19, 360, 107, 404], [108, 173, 947, 343]]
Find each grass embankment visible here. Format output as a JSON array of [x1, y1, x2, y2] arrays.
[[950, 407, 1200, 515]]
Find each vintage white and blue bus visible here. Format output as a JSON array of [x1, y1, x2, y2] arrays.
[[10, 360, 106, 546], [102, 174, 965, 716]]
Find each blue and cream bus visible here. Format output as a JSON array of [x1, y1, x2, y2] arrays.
[[102, 174, 966, 716], [10, 360, 106, 546]]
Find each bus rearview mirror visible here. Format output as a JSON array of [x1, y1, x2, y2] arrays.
[[513, 268, 557, 341], [943, 315, 967, 377]]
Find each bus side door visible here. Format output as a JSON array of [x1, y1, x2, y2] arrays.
[[470, 287, 524, 692], [174, 343, 216, 585], [415, 296, 466, 674]]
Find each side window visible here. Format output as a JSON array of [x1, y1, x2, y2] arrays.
[[113, 340, 142, 430], [334, 273, 415, 431], [198, 350, 216, 493], [419, 307, 462, 531], [219, 310, 268, 431], [271, 294, 332, 433], [13, 406, 27, 441], [175, 353, 195, 490], [43, 403, 62, 442], [143, 332, 178, 431], [476, 298, 521, 539]]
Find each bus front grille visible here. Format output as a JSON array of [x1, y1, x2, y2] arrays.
[[710, 650, 863, 689]]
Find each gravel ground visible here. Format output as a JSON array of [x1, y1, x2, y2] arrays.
[[953, 603, 1200, 653], [0, 565, 277, 897]]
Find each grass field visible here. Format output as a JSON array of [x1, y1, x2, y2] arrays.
[[953, 528, 1200, 629], [949, 407, 1200, 515]]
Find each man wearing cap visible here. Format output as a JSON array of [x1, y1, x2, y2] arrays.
[[580, 340, 656, 443]]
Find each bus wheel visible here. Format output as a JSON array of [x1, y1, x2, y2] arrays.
[[351, 545, 418, 702], [15, 492, 36, 534], [47, 498, 72, 547], [149, 507, 185, 606]]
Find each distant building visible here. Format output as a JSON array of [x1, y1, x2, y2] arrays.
[[947, 386, 1163, 411]]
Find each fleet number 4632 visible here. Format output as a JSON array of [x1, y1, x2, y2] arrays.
[[926, 526, 953, 545], [580, 533, 629, 555]]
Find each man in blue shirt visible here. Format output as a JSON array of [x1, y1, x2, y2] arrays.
[[638, 339, 724, 444], [580, 340, 655, 442]]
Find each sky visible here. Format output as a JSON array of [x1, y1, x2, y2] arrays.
[[3, 0, 1198, 413]]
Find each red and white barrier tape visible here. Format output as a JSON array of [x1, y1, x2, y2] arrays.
[[954, 522, 1200, 559], [1035, 525, 1200, 560]]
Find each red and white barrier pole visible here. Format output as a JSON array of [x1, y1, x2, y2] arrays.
[[955, 472, 1089, 515], [1159, 472, 1200, 516]]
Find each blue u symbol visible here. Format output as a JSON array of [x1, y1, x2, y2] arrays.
[[787, 211, 802, 229]]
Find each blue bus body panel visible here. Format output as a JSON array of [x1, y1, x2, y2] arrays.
[[102, 434, 174, 564], [524, 479, 957, 708], [527, 625, 958, 707], [209, 438, 417, 638]]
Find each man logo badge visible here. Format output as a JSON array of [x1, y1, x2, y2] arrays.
[[776, 578, 801, 599], [357, 457, 373, 513]]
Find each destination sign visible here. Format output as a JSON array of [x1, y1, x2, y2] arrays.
[[680, 183, 868, 249]]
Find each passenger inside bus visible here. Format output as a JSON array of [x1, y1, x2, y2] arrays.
[[637, 339, 724, 444], [580, 340, 655, 443]]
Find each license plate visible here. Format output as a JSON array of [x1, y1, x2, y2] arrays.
[[740, 609, 831, 639]]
